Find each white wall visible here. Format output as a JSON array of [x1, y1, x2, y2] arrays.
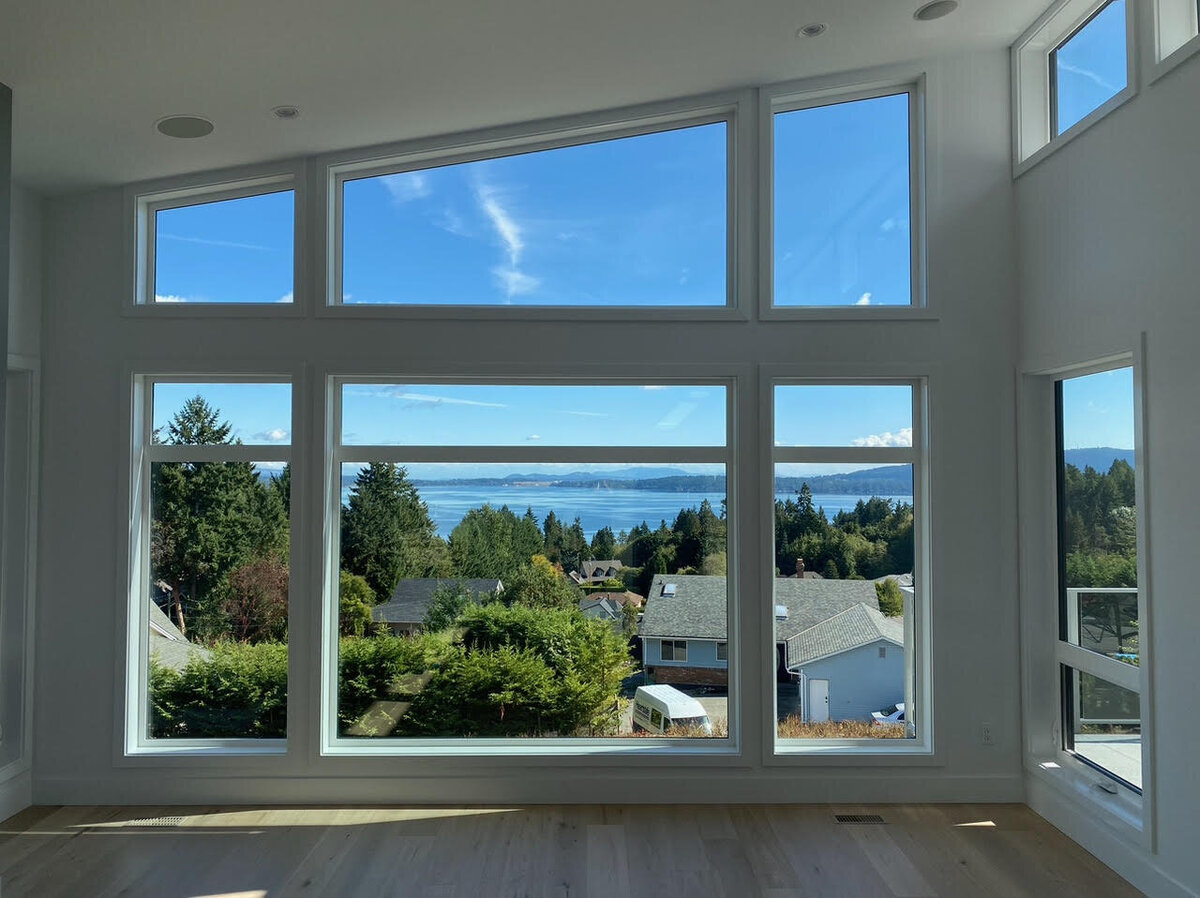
[[32, 51, 1024, 806], [1016, 53, 1200, 897]]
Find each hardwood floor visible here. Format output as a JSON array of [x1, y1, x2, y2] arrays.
[[0, 803, 1142, 897]]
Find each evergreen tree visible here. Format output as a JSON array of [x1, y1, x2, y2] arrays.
[[340, 462, 450, 600], [590, 526, 617, 561]]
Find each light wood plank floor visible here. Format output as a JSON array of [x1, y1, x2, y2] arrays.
[[0, 803, 1142, 897]]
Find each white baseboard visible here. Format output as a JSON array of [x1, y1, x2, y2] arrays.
[[1026, 774, 1197, 898], [34, 771, 1022, 807]]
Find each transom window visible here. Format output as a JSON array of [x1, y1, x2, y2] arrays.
[[336, 121, 728, 308], [1050, 0, 1128, 137]]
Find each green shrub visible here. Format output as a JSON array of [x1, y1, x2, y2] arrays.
[[150, 642, 288, 738]]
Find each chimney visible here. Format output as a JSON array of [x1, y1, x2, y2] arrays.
[[795, 558, 805, 578]]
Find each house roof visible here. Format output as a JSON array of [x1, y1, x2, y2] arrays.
[[579, 560, 623, 578], [372, 578, 503, 624], [148, 603, 211, 671], [872, 572, 914, 587], [638, 574, 879, 641], [585, 590, 643, 607], [784, 603, 904, 669], [579, 596, 623, 623]]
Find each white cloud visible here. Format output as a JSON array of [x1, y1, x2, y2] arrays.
[[380, 171, 432, 204], [1057, 62, 1118, 92], [642, 385, 667, 391], [345, 387, 508, 409], [474, 180, 538, 298], [852, 427, 913, 448], [526, 434, 542, 441], [154, 294, 193, 303], [492, 266, 540, 297], [277, 291, 294, 303], [159, 234, 271, 252], [253, 428, 291, 443], [564, 410, 609, 418], [856, 292, 872, 306], [436, 207, 468, 236]]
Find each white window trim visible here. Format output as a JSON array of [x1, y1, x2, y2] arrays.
[[1147, 0, 1200, 80], [119, 371, 300, 762], [1012, 0, 1139, 177], [318, 91, 751, 321], [758, 73, 929, 319], [124, 161, 308, 317], [1017, 344, 1154, 847], [320, 371, 740, 758], [763, 372, 934, 762]]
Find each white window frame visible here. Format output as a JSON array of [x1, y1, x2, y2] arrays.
[[765, 374, 932, 759], [125, 162, 307, 316], [661, 639, 689, 663], [321, 373, 738, 757], [1012, 0, 1139, 176], [1018, 347, 1154, 843], [1148, 0, 1200, 79], [1051, 360, 1151, 803], [120, 373, 297, 758], [320, 93, 749, 321], [759, 76, 928, 319]]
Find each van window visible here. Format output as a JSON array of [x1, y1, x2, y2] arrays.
[[651, 709, 663, 728]]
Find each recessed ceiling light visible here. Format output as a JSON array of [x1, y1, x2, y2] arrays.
[[914, 0, 959, 21], [155, 115, 214, 139], [796, 22, 828, 37], [272, 105, 301, 120]]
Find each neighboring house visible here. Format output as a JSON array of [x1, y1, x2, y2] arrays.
[[578, 596, 625, 629], [148, 602, 211, 671], [584, 590, 643, 609], [570, 559, 623, 585], [784, 602, 905, 723], [639, 575, 903, 719], [873, 572, 914, 588], [372, 578, 503, 636]]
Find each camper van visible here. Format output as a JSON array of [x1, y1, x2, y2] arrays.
[[631, 684, 713, 735]]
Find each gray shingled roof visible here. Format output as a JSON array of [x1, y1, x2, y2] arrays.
[[148, 602, 211, 671], [579, 596, 623, 623], [579, 560, 623, 579], [372, 578, 503, 624], [784, 602, 904, 669], [638, 574, 880, 641]]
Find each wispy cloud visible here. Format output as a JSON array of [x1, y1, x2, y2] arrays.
[[154, 294, 196, 303], [159, 234, 272, 252], [563, 410, 609, 418], [1057, 62, 1119, 93], [347, 387, 507, 409], [642, 385, 668, 391], [655, 402, 698, 430], [253, 428, 291, 443], [436, 207, 469, 236], [277, 291, 294, 303], [852, 427, 913, 448], [856, 292, 872, 306], [526, 434, 542, 441], [474, 180, 539, 298], [380, 171, 432, 204]]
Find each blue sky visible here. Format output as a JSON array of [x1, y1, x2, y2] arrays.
[[1061, 367, 1134, 450], [1054, 0, 1127, 135]]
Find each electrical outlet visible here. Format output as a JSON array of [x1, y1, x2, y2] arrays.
[[981, 722, 995, 745]]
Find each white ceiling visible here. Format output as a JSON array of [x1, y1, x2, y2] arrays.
[[0, 0, 1044, 194]]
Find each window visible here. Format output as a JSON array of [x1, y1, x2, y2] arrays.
[[661, 640, 689, 662], [1153, 0, 1200, 65], [717, 641, 728, 661], [1055, 366, 1144, 791], [771, 89, 917, 308], [1013, 0, 1134, 169], [1051, 0, 1128, 136], [137, 179, 297, 306], [335, 120, 728, 308], [772, 382, 923, 747], [328, 381, 730, 746], [128, 380, 292, 749]]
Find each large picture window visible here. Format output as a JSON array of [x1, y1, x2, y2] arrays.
[[326, 381, 732, 746], [128, 380, 292, 749], [771, 382, 923, 747], [1055, 366, 1144, 791], [336, 121, 728, 308]]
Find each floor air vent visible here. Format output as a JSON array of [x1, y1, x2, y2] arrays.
[[118, 816, 185, 827], [834, 814, 886, 824]]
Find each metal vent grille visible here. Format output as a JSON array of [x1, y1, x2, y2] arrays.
[[834, 814, 886, 825], [117, 816, 185, 827]]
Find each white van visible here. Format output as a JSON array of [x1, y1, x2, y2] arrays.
[[631, 684, 713, 735]]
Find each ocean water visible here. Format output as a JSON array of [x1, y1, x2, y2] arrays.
[[400, 484, 913, 539]]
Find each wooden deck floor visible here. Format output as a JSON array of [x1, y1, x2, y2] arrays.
[[0, 803, 1142, 897]]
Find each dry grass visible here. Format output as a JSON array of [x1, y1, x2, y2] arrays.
[[777, 716, 907, 739]]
